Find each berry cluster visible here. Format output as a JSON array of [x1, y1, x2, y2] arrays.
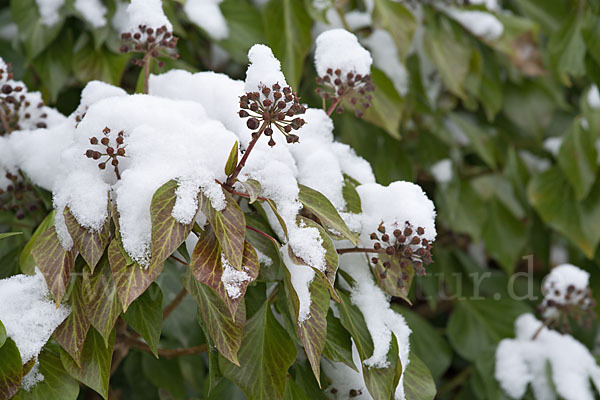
[[538, 283, 596, 332], [238, 83, 307, 147], [329, 387, 362, 398], [316, 68, 374, 118], [85, 127, 127, 180], [0, 171, 41, 219], [0, 66, 48, 135], [120, 24, 179, 67], [369, 222, 433, 282]]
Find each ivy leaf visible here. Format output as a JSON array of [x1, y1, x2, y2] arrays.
[[17, 345, 79, 400], [265, 199, 289, 239], [548, 12, 586, 85], [82, 256, 121, 347], [10, 0, 64, 60], [528, 166, 600, 258], [201, 190, 246, 270], [284, 375, 311, 400], [240, 179, 262, 204], [183, 270, 245, 365], [0, 338, 22, 400], [0, 320, 5, 348], [20, 211, 55, 275], [283, 267, 329, 385], [322, 310, 357, 371], [449, 113, 497, 170], [31, 227, 77, 305], [298, 184, 358, 245], [263, 0, 312, 90], [219, 302, 297, 400], [342, 175, 362, 214], [557, 121, 598, 200], [337, 290, 401, 399], [191, 225, 259, 319], [60, 328, 114, 400], [150, 180, 194, 268], [53, 277, 90, 367], [0, 232, 22, 240], [108, 239, 165, 312], [402, 352, 436, 400], [372, 0, 416, 59], [372, 254, 414, 304], [72, 38, 129, 86], [123, 284, 163, 358], [360, 68, 404, 140], [64, 206, 109, 272], [225, 141, 239, 176]]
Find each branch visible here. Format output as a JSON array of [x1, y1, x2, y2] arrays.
[[336, 247, 384, 255], [163, 288, 188, 320], [326, 96, 343, 116], [122, 335, 207, 359], [246, 225, 279, 244], [224, 122, 267, 189]]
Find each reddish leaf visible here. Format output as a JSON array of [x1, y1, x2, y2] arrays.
[[54, 277, 90, 366], [64, 206, 110, 272], [31, 227, 77, 304], [0, 338, 22, 400]]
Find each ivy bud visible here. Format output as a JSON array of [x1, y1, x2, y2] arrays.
[[92, 152, 101, 160], [116, 136, 124, 145], [85, 150, 94, 158], [417, 227, 425, 235], [374, 242, 381, 250], [371, 257, 378, 264], [112, 159, 119, 166], [370, 232, 377, 240], [386, 246, 395, 255], [264, 127, 273, 136], [247, 118, 259, 130], [98, 162, 106, 170], [90, 137, 98, 145], [106, 147, 115, 155], [381, 234, 389, 242], [239, 110, 249, 118], [117, 148, 126, 156], [101, 137, 110, 145]]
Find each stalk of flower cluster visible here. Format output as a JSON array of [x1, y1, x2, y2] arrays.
[[143, 52, 151, 94], [224, 121, 268, 189], [0, 109, 10, 133]]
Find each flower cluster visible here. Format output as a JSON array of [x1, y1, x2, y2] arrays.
[[85, 127, 127, 179], [316, 67, 374, 117], [370, 221, 433, 280], [0, 171, 40, 219], [238, 83, 307, 146], [120, 24, 179, 67]]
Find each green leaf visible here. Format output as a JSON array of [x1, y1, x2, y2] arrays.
[[403, 352, 436, 400], [447, 298, 530, 362], [225, 141, 239, 176], [183, 270, 245, 365], [548, 13, 586, 85], [0, 338, 22, 400], [64, 206, 109, 272], [31, 27, 73, 102], [219, 0, 267, 64], [284, 376, 311, 400], [361, 67, 404, 140], [557, 121, 598, 200], [283, 267, 329, 385], [123, 284, 163, 358], [10, 0, 64, 59], [31, 227, 77, 305], [17, 345, 79, 400], [53, 277, 90, 366], [108, 239, 165, 312], [337, 291, 401, 399], [528, 166, 600, 258], [60, 328, 114, 400], [481, 199, 528, 275], [82, 256, 121, 347], [0, 232, 22, 240], [150, 180, 194, 267], [201, 190, 246, 270], [322, 310, 356, 371], [140, 353, 186, 399], [191, 225, 259, 319], [263, 0, 312, 89], [240, 179, 262, 204], [342, 175, 362, 214], [220, 302, 297, 400], [72, 38, 129, 86], [372, 0, 416, 59], [449, 113, 497, 169], [20, 211, 55, 275], [0, 321, 5, 348], [264, 199, 289, 239], [298, 184, 358, 245], [372, 253, 414, 303]]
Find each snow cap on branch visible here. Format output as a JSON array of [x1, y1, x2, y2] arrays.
[[314, 29, 372, 78], [124, 0, 172, 33]]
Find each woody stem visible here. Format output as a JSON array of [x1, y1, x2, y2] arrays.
[[224, 122, 267, 189]]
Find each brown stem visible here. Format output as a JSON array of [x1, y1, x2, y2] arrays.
[[267, 284, 279, 304], [143, 52, 151, 94], [122, 335, 207, 358], [170, 255, 188, 266], [246, 225, 279, 244], [336, 247, 384, 255], [114, 165, 121, 180], [326, 96, 343, 116], [229, 190, 268, 202], [0, 110, 10, 134], [531, 317, 553, 340], [163, 288, 187, 320], [224, 122, 267, 189]]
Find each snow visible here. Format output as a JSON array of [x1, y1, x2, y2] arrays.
[[53, 94, 238, 264], [74, 0, 107, 28], [362, 29, 408, 96], [35, 0, 65, 26], [323, 341, 370, 399], [470, 0, 500, 10], [184, 0, 229, 40], [445, 8, 504, 41], [430, 158, 453, 184], [124, 0, 172, 33], [22, 362, 44, 391], [281, 245, 315, 323], [339, 253, 411, 399], [0, 136, 18, 191], [245, 45, 288, 93], [356, 181, 437, 246], [495, 313, 600, 400], [314, 29, 373, 78], [543, 137, 563, 156], [0, 270, 71, 364], [220, 254, 251, 299], [588, 85, 600, 109], [541, 264, 591, 319]]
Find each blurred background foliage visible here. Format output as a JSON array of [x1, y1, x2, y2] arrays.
[[2, 0, 600, 398]]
